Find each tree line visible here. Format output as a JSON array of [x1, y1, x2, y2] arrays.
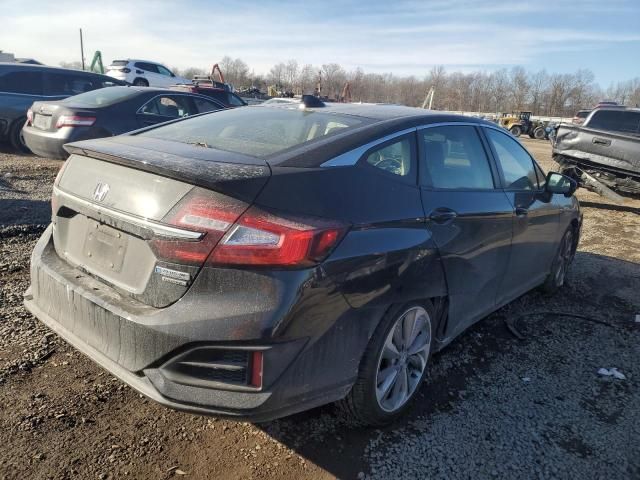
[[192, 57, 640, 117], [61, 56, 640, 117]]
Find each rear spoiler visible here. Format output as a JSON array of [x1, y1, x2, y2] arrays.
[[64, 137, 271, 203]]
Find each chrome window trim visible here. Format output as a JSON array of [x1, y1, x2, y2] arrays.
[[320, 127, 417, 167], [53, 186, 203, 241]]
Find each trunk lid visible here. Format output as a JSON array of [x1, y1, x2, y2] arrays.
[[53, 137, 271, 307]]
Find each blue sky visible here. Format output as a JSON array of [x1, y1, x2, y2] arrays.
[[1, 0, 638, 86]]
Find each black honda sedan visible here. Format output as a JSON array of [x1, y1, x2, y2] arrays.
[[24, 102, 581, 425], [22, 86, 225, 158]]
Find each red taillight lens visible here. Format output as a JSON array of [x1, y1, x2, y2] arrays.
[[150, 188, 248, 266], [122, 68, 131, 73], [208, 206, 348, 267], [56, 115, 96, 128], [26, 109, 33, 125]]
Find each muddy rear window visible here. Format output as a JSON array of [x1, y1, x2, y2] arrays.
[[60, 86, 139, 106], [137, 107, 369, 158]]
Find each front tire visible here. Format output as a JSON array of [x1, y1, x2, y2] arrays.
[[510, 125, 522, 137], [338, 302, 434, 426], [533, 126, 546, 140], [542, 228, 575, 293]]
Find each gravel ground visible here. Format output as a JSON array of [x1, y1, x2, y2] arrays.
[[0, 139, 639, 480]]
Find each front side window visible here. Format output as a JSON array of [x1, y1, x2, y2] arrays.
[[421, 125, 494, 189], [485, 128, 538, 190], [0, 70, 43, 95], [193, 97, 222, 114], [365, 138, 413, 177], [157, 65, 173, 77]]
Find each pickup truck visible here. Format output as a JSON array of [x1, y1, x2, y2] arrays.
[[552, 108, 640, 196]]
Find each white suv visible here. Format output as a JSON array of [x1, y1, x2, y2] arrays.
[[106, 59, 190, 87]]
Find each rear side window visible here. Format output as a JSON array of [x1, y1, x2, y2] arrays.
[[587, 110, 640, 135], [45, 72, 100, 96], [0, 70, 43, 95], [135, 62, 159, 73], [365, 138, 413, 177], [485, 128, 539, 190], [421, 125, 494, 189]]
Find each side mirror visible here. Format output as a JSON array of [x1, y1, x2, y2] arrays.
[[545, 172, 577, 197]]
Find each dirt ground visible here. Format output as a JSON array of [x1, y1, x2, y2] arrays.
[[1, 138, 639, 480]]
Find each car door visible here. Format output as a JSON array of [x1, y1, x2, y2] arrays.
[[419, 124, 514, 339], [136, 94, 191, 127], [135, 62, 163, 87], [482, 126, 561, 304], [156, 64, 178, 87]]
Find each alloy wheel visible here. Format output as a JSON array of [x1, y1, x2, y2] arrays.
[[554, 231, 573, 286], [375, 306, 431, 412]]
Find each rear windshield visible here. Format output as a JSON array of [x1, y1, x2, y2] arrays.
[[576, 110, 590, 118], [110, 60, 129, 66], [138, 107, 368, 158], [60, 86, 139, 106], [588, 110, 640, 135]]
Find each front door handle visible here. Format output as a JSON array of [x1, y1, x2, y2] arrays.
[[515, 207, 528, 217], [429, 208, 458, 224], [592, 137, 611, 147]]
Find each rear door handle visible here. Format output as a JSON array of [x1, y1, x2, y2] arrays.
[[429, 208, 458, 224], [515, 207, 528, 217], [592, 137, 611, 146]]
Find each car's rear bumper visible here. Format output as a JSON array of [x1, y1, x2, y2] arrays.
[[25, 226, 374, 421], [22, 126, 70, 159]]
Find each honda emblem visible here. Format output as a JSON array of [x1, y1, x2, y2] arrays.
[[93, 182, 110, 202]]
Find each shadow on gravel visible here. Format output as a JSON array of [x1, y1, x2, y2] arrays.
[[253, 252, 639, 479], [579, 200, 640, 215], [0, 199, 50, 225]]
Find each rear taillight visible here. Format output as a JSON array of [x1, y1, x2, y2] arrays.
[[56, 115, 96, 128], [122, 68, 131, 73], [151, 189, 348, 268], [150, 188, 248, 266], [208, 206, 348, 267], [26, 109, 33, 125]]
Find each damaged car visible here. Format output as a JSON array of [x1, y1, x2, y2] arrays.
[[25, 102, 582, 425], [553, 107, 640, 197]]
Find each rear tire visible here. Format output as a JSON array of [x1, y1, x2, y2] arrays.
[[509, 125, 522, 137], [132, 78, 149, 87], [542, 227, 575, 294], [338, 301, 434, 426], [9, 118, 29, 153]]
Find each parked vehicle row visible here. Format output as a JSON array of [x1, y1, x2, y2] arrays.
[[22, 86, 225, 158], [24, 102, 581, 425], [0, 62, 126, 152]]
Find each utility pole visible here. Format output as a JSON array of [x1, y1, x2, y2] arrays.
[[79, 28, 85, 70]]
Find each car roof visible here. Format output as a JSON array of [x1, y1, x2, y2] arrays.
[[0, 62, 106, 74], [263, 101, 489, 123]]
